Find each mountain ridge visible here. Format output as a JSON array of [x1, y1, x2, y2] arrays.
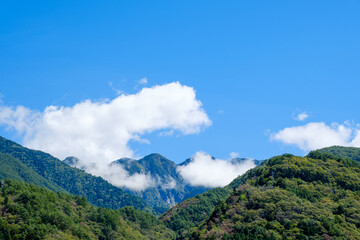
[[0, 136, 152, 213]]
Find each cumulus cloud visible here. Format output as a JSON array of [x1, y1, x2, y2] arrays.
[[177, 152, 256, 188], [295, 112, 309, 121], [0, 82, 211, 190], [271, 122, 360, 151]]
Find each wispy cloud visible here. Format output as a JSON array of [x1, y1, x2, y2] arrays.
[[108, 81, 125, 95], [139, 77, 148, 85], [177, 152, 256, 188], [271, 122, 360, 151], [0, 82, 211, 190], [95, 164, 155, 191], [295, 111, 309, 121]]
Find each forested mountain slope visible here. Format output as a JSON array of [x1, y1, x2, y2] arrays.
[[0, 152, 65, 193], [315, 145, 360, 162], [179, 153, 360, 239], [162, 151, 360, 239], [0, 136, 151, 213], [161, 162, 255, 237], [0, 179, 175, 240]]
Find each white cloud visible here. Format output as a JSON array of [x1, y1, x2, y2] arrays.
[[108, 81, 124, 95], [271, 122, 360, 151], [139, 77, 148, 85], [0, 82, 211, 190], [177, 152, 256, 188], [96, 164, 155, 191], [0, 105, 40, 134], [295, 112, 309, 121]]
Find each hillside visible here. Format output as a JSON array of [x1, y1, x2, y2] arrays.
[[160, 163, 253, 237], [161, 187, 232, 237], [0, 136, 151, 213], [0, 152, 65, 193], [181, 153, 360, 239], [314, 146, 360, 162], [0, 179, 175, 240]]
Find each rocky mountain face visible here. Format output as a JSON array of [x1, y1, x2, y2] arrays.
[[111, 154, 210, 214]]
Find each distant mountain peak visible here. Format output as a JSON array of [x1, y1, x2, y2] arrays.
[[142, 153, 169, 161]]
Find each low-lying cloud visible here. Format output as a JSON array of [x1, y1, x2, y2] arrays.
[[177, 152, 256, 188], [0, 82, 211, 190], [95, 164, 155, 191], [271, 122, 360, 151]]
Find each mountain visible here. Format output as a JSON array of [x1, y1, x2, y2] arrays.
[[0, 136, 151, 213], [109, 154, 262, 214], [111, 154, 209, 214], [314, 145, 360, 162], [162, 152, 360, 239], [0, 179, 175, 239], [0, 152, 65, 193]]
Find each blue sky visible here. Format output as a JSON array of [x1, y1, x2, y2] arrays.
[[1, 1, 360, 163]]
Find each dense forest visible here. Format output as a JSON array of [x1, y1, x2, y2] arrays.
[[162, 151, 360, 239], [0, 152, 65, 193], [315, 146, 360, 162], [0, 180, 175, 240]]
